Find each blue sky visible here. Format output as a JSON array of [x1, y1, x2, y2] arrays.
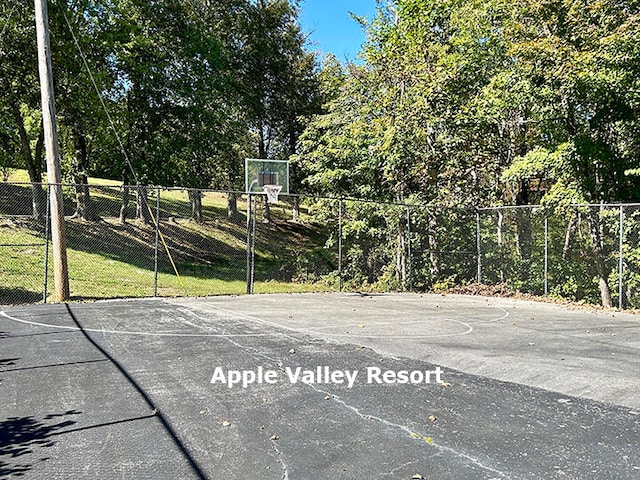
[[298, 0, 379, 62]]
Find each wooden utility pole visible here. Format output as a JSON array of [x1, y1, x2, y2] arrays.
[[35, 0, 70, 301]]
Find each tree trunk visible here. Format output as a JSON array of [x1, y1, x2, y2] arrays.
[[11, 103, 46, 220], [563, 212, 578, 260], [32, 184, 47, 222], [396, 214, 407, 288], [136, 185, 152, 225], [257, 121, 267, 159], [71, 125, 96, 221], [32, 126, 46, 220], [497, 210, 504, 283], [587, 206, 613, 308], [120, 184, 130, 224], [227, 192, 242, 222], [72, 179, 92, 220], [292, 196, 300, 221], [262, 195, 272, 223], [515, 181, 533, 282], [189, 189, 203, 223], [427, 209, 440, 283]]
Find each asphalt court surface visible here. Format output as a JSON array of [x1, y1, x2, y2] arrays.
[[1, 293, 639, 479]]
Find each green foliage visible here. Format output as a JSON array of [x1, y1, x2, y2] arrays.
[[3, 0, 640, 305], [295, 0, 640, 302], [0, 0, 321, 195]]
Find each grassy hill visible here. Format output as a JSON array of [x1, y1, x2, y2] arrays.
[[0, 173, 336, 304]]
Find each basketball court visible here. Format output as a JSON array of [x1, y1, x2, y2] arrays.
[[1, 293, 639, 479]]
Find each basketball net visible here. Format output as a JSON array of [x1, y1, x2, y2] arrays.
[[263, 184, 282, 204]]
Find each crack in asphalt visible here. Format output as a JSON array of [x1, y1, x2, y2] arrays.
[[269, 437, 290, 480], [186, 309, 511, 479]]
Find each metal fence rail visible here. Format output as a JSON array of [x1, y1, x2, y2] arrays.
[[1, 181, 639, 309]]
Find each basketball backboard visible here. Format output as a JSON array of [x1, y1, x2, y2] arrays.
[[245, 159, 290, 194]]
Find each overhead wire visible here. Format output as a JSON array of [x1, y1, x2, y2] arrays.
[[58, 6, 186, 293], [0, 1, 19, 41]]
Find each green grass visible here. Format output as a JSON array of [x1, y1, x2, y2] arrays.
[[5, 170, 31, 183], [1, 174, 336, 304]]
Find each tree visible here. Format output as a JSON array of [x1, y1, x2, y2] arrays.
[[0, 0, 47, 219], [499, 0, 640, 306], [79, 0, 239, 223], [229, 0, 321, 221], [48, 0, 117, 221], [298, 0, 512, 287]]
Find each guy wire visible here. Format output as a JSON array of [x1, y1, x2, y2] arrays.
[[60, 6, 186, 292]]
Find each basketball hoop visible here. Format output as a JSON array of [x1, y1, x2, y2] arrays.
[[263, 184, 282, 204]]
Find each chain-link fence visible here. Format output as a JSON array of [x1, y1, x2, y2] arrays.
[[0, 183, 251, 303], [2, 181, 640, 309], [476, 205, 629, 308]]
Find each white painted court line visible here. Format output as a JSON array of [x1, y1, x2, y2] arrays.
[[0, 310, 279, 338], [200, 301, 510, 339], [0, 303, 509, 341]]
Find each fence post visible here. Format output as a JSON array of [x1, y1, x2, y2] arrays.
[[153, 187, 160, 297], [42, 184, 51, 303], [476, 209, 482, 284], [497, 209, 504, 282], [246, 193, 253, 294], [406, 206, 412, 292], [619, 204, 624, 309], [338, 199, 343, 292], [544, 210, 549, 296]]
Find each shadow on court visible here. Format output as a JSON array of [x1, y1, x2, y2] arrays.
[[0, 411, 79, 478], [64, 304, 210, 480]]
